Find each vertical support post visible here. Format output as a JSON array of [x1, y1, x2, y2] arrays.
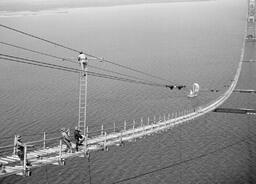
[[141, 117, 145, 133], [86, 126, 89, 138], [43, 132, 46, 149], [101, 124, 104, 136], [133, 120, 135, 136], [59, 139, 62, 158], [104, 132, 107, 150], [113, 122, 116, 133], [147, 117, 150, 126], [141, 117, 143, 127], [13, 135, 16, 155], [58, 139, 64, 166], [124, 121, 126, 131], [120, 131, 123, 145], [165, 114, 168, 127], [23, 144, 27, 175], [0, 163, 6, 174]]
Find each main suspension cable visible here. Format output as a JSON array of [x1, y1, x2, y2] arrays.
[[0, 24, 181, 85], [0, 54, 169, 88], [0, 24, 79, 53], [0, 41, 75, 63], [0, 41, 163, 84]]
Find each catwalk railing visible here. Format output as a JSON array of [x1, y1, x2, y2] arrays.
[[0, 53, 243, 177]]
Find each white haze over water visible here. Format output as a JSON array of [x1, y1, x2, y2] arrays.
[[0, 0, 215, 17]]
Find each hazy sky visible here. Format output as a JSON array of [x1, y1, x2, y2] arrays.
[[0, 0, 212, 12]]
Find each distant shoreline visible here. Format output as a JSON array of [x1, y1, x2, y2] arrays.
[[0, 0, 213, 13]]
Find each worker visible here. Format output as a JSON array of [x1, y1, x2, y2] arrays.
[[61, 128, 72, 153], [15, 135, 32, 166], [74, 126, 85, 152], [78, 51, 87, 71]]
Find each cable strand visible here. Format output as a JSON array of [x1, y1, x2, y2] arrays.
[[0, 24, 181, 85]]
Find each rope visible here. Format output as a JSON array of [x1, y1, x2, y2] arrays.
[[111, 138, 248, 184], [88, 155, 92, 184], [45, 165, 49, 184]]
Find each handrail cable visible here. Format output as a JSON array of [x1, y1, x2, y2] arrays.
[[0, 24, 181, 85]]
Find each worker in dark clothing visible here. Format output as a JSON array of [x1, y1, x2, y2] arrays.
[[74, 126, 85, 152], [15, 135, 32, 166]]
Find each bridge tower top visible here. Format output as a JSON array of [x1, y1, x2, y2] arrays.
[[247, 0, 256, 40]]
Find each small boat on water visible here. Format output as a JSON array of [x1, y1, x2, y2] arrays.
[[188, 83, 200, 98]]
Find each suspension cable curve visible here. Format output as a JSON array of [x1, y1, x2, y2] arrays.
[[0, 24, 181, 85], [0, 41, 164, 84], [0, 41, 76, 63], [0, 54, 170, 88], [0, 24, 79, 53]]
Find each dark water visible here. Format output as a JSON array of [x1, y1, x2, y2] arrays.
[[1, 0, 254, 183]]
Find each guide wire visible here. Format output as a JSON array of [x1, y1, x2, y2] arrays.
[[111, 138, 250, 184]]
